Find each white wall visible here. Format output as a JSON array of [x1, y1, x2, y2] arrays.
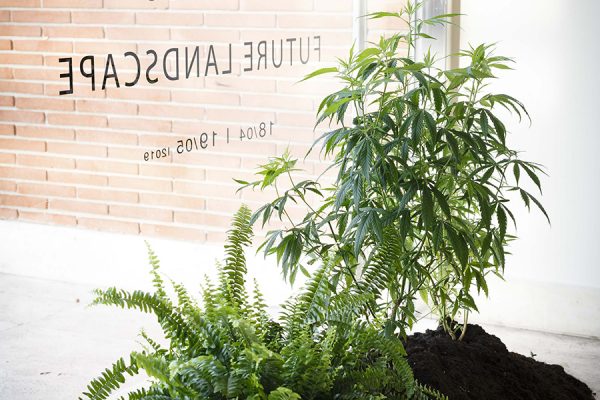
[[1, 1, 599, 337], [459, 0, 600, 289]]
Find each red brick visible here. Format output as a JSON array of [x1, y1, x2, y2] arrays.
[[206, 230, 227, 243], [76, 159, 138, 175], [76, 100, 137, 116], [11, 10, 71, 23], [109, 117, 171, 133], [205, 13, 275, 27], [49, 198, 107, 215], [48, 170, 107, 186], [170, 28, 238, 42], [0, 165, 45, 180], [0, 194, 47, 209], [104, 0, 168, 8], [47, 113, 107, 128], [44, 0, 102, 8], [72, 11, 135, 24], [170, 0, 238, 10], [18, 210, 76, 226], [0, 109, 44, 124], [0, 208, 18, 220], [0, 0, 40, 6], [16, 125, 74, 140], [138, 104, 204, 120], [174, 210, 230, 227], [171, 90, 239, 105], [17, 154, 75, 169], [47, 142, 106, 157], [77, 129, 138, 146], [18, 182, 76, 198], [0, 124, 15, 135], [108, 146, 143, 161], [110, 204, 172, 222], [140, 163, 204, 180], [0, 153, 16, 164], [11, 40, 73, 53], [106, 27, 169, 41], [139, 192, 204, 209], [109, 175, 171, 192], [140, 222, 204, 241], [105, 87, 170, 102], [0, 81, 44, 95], [77, 187, 138, 203], [173, 180, 238, 198], [78, 216, 140, 235], [0, 26, 41, 37], [278, 14, 351, 29], [241, 0, 312, 11], [15, 97, 74, 111], [0, 137, 45, 152], [136, 12, 203, 26], [205, 108, 275, 124], [0, 53, 43, 65], [42, 26, 104, 39]]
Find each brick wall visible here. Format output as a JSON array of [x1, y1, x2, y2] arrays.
[[0, 0, 405, 243]]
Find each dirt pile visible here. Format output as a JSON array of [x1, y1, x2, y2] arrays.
[[406, 324, 595, 400]]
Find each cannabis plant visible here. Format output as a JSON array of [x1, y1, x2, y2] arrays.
[[239, 2, 547, 339], [80, 205, 446, 400]]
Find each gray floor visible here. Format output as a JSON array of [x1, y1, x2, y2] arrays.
[[0, 272, 598, 399]]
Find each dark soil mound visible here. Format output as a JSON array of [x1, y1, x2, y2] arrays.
[[405, 324, 595, 400]]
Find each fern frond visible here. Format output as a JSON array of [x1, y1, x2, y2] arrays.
[[80, 355, 139, 400], [171, 280, 195, 313], [250, 278, 270, 338], [93, 288, 198, 349], [117, 387, 171, 400], [360, 227, 404, 297], [139, 330, 164, 355], [221, 205, 253, 309], [285, 256, 334, 331], [201, 274, 217, 316], [415, 382, 449, 400], [267, 387, 301, 400], [144, 241, 170, 305], [326, 289, 373, 327]]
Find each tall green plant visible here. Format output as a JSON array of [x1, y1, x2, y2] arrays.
[[80, 206, 446, 400], [239, 2, 547, 339]]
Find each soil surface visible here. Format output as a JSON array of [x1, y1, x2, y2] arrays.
[[405, 324, 595, 400]]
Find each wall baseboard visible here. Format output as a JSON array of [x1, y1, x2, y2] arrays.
[[1, 220, 598, 338]]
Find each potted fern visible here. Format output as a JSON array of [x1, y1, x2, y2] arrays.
[[241, 1, 547, 341], [236, 3, 593, 399], [80, 206, 446, 399], [80, 3, 595, 399]]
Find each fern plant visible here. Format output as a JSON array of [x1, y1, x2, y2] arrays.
[[81, 205, 446, 400], [238, 1, 548, 340]]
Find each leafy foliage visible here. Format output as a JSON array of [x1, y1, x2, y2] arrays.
[[240, 2, 547, 339], [81, 205, 446, 400]]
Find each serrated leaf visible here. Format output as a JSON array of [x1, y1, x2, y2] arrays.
[[421, 185, 434, 230], [300, 67, 338, 82], [445, 224, 468, 268], [497, 205, 507, 241]]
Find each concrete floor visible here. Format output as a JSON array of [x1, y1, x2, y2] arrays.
[[0, 272, 598, 399]]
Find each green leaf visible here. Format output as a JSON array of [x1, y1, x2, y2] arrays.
[[431, 186, 451, 219], [301, 67, 338, 82], [445, 224, 468, 268], [521, 163, 542, 193], [421, 185, 434, 230], [411, 110, 424, 140], [497, 205, 507, 241]]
